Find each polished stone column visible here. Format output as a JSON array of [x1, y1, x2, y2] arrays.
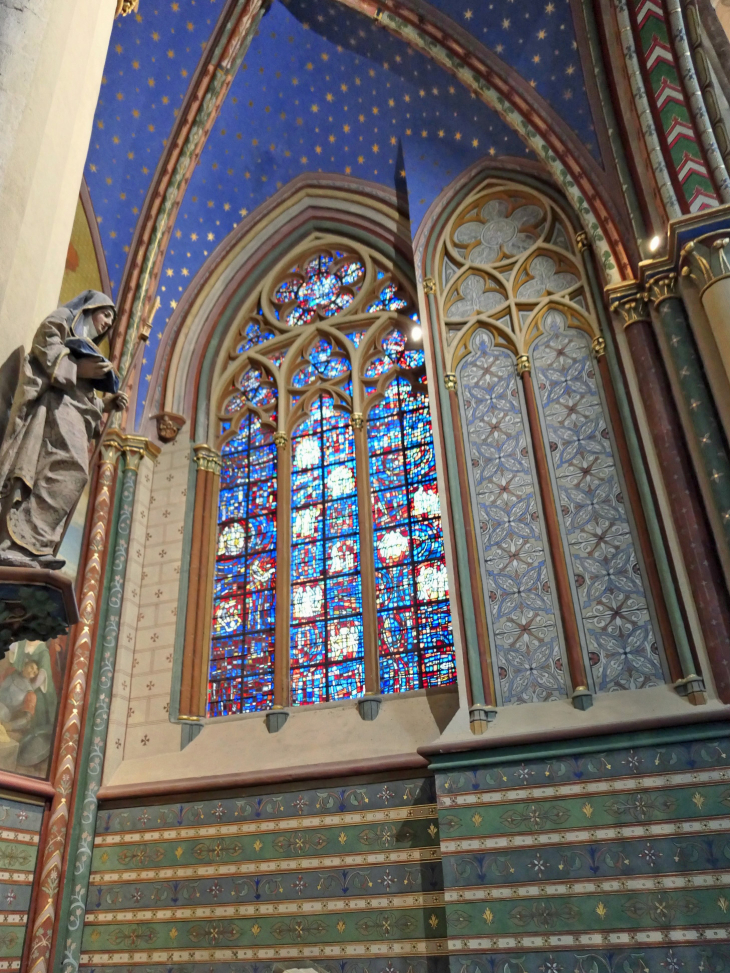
[[612, 286, 730, 701], [647, 272, 730, 562], [0, 0, 116, 357], [681, 233, 730, 384]]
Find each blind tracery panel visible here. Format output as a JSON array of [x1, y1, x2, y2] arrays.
[[209, 238, 455, 716], [439, 179, 666, 704], [460, 330, 568, 704]]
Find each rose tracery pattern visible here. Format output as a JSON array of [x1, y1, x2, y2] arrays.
[[273, 252, 365, 326], [453, 199, 543, 265]]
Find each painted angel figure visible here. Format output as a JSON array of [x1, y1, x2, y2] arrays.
[[0, 291, 128, 570]]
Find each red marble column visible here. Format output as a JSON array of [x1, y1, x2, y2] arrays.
[[613, 290, 730, 701]]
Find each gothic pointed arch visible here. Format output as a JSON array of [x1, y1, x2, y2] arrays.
[[171, 180, 459, 718], [416, 167, 685, 710]]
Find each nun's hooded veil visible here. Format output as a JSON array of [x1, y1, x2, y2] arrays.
[[0, 292, 118, 563]]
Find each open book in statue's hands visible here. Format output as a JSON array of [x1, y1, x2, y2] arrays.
[[64, 337, 120, 394]]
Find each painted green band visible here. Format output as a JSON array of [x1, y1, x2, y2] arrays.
[[428, 718, 730, 770]]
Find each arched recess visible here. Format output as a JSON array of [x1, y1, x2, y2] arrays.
[[113, 0, 634, 389], [415, 168, 686, 712], [163, 178, 465, 720]]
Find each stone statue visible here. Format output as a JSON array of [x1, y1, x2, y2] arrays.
[[0, 291, 128, 570]]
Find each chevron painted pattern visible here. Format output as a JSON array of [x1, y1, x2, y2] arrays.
[[630, 0, 719, 211]]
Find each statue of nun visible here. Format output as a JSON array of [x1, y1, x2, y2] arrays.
[[0, 291, 128, 570]]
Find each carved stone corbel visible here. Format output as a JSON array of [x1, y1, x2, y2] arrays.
[[152, 411, 187, 444]]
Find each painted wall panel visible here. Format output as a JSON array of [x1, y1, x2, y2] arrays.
[[435, 730, 730, 973], [80, 774, 447, 972], [0, 793, 43, 971]]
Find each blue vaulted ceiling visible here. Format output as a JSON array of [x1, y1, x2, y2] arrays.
[[82, 0, 601, 426]]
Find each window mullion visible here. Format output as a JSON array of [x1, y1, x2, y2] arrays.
[[353, 411, 380, 696], [274, 433, 292, 708]]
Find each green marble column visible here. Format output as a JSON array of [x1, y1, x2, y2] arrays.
[[648, 272, 730, 550]]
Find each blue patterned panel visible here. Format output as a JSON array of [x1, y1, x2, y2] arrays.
[[459, 329, 567, 704], [532, 311, 665, 691]]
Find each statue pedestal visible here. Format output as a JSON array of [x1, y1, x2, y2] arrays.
[[0, 567, 79, 660]]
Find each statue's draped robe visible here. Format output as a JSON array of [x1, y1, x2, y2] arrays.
[[0, 311, 104, 556]]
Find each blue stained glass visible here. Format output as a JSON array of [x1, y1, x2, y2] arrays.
[[290, 395, 364, 704], [208, 413, 277, 716], [272, 252, 365, 327], [236, 320, 275, 354], [366, 283, 409, 312], [368, 377, 455, 691]]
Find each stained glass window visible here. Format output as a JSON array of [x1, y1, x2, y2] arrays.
[[273, 253, 365, 326], [209, 413, 277, 716], [208, 241, 455, 715], [368, 377, 456, 692], [290, 396, 363, 704]]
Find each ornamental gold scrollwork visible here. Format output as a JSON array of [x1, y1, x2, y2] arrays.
[[610, 292, 650, 329], [680, 234, 730, 295], [115, 0, 139, 15], [646, 273, 679, 309]]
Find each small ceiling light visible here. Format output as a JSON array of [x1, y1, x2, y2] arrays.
[[649, 235, 662, 253], [412, 326, 423, 341]]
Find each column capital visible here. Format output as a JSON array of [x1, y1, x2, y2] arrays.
[[193, 443, 222, 473], [646, 273, 679, 309], [515, 354, 531, 375], [272, 431, 289, 451], [350, 412, 364, 429], [422, 277, 436, 295], [105, 432, 160, 470], [608, 285, 650, 329], [680, 233, 730, 295]]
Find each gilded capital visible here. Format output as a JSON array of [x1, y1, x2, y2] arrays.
[[515, 354, 531, 375], [423, 277, 437, 295], [273, 431, 289, 450], [350, 412, 364, 430], [443, 373, 457, 391], [119, 434, 160, 472], [576, 231, 590, 252], [592, 335, 606, 358], [610, 291, 650, 329], [680, 233, 730, 295], [194, 444, 222, 474], [646, 273, 679, 309]]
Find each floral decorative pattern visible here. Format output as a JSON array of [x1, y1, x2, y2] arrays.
[[459, 329, 567, 704], [532, 310, 664, 691], [516, 255, 578, 299], [453, 199, 543, 265], [446, 275, 507, 320]]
